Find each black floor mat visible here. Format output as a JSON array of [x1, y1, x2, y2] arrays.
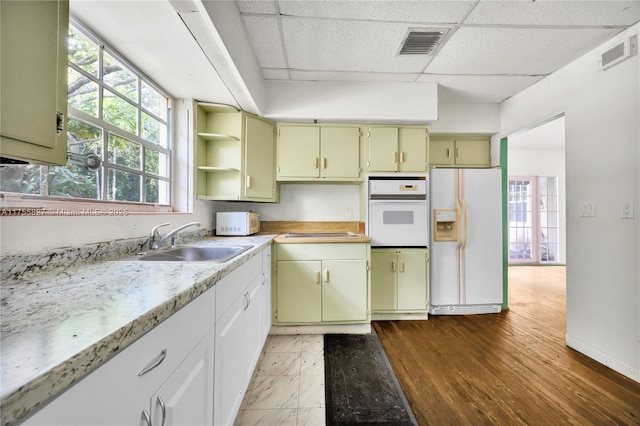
[[324, 333, 417, 426]]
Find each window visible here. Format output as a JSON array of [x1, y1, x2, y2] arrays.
[[508, 176, 559, 264], [0, 20, 171, 208]]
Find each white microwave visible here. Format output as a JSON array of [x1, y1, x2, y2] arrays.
[[216, 212, 260, 236]]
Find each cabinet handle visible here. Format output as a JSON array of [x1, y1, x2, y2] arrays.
[[456, 147, 460, 158], [138, 349, 168, 376], [246, 175, 252, 188], [142, 410, 151, 426], [157, 396, 167, 426], [400, 262, 405, 273], [324, 269, 330, 283], [392, 152, 398, 164], [446, 148, 450, 158], [314, 157, 319, 169], [322, 157, 327, 169], [391, 261, 396, 272], [244, 292, 249, 310], [399, 152, 405, 163], [316, 270, 321, 284]]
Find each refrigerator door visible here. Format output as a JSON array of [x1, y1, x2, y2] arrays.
[[429, 169, 460, 305], [460, 169, 503, 305]]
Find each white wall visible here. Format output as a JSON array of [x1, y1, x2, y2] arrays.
[[499, 24, 640, 381]]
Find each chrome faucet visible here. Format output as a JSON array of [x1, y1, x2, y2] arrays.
[[149, 222, 200, 250]]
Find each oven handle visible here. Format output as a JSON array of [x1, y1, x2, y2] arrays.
[[369, 199, 427, 204]]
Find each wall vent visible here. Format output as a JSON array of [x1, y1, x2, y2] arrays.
[[599, 35, 637, 70], [398, 28, 448, 55]]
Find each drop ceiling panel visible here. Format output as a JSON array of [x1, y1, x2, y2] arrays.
[[417, 74, 544, 103], [427, 26, 623, 75], [236, 0, 278, 15], [263, 69, 290, 80], [242, 16, 287, 68], [282, 17, 433, 73], [278, 0, 475, 23], [290, 70, 419, 83], [465, 1, 640, 26]]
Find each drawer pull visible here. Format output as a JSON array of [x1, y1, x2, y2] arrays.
[[138, 349, 168, 376], [157, 396, 167, 426]]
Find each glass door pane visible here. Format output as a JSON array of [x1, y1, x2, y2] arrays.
[[509, 178, 536, 263]]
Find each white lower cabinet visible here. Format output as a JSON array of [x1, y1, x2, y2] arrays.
[[20, 245, 272, 426], [213, 247, 271, 426]]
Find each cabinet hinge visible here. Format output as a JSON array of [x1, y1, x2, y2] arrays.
[[366, 309, 370, 316], [366, 160, 370, 168], [275, 310, 278, 319], [366, 261, 370, 271], [277, 129, 280, 136]]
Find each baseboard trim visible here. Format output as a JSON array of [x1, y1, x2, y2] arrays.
[[565, 334, 640, 383]]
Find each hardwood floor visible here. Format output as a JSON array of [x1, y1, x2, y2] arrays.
[[373, 266, 640, 425]]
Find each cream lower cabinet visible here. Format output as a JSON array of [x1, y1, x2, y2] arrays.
[[371, 248, 429, 313], [21, 288, 216, 426], [429, 138, 490, 168], [274, 243, 369, 324]]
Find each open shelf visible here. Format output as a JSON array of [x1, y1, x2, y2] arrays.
[[197, 166, 240, 172], [197, 132, 240, 142]]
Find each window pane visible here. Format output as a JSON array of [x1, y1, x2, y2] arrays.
[[49, 164, 102, 199], [103, 89, 138, 134], [141, 112, 167, 147], [0, 166, 41, 194], [68, 26, 98, 77], [103, 52, 138, 102], [67, 119, 103, 156], [108, 134, 141, 170], [108, 169, 141, 202], [68, 68, 99, 116], [145, 177, 169, 204], [145, 148, 168, 177], [141, 82, 167, 119]]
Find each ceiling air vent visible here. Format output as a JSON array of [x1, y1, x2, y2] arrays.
[[398, 28, 448, 55], [599, 35, 637, 71]]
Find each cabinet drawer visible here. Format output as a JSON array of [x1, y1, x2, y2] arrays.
[[276, 243, 367, 261], [215, 252, 262, 322]]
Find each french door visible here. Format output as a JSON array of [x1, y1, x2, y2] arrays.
[[508, 176, 559, 264]]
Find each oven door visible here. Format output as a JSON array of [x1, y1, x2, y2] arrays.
[[369, 199, 428, 247]]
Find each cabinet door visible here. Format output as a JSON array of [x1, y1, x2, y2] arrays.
[[151, 327, 215, 426], [277, 126, 320, 178], [322, 259, 368, 322], [276, 260, 322, 323], [397, 250, 428, 311], [368, 127, 398, 172], [398, 128, 427, 172], [454, 139, 490, 167], [320, 126, 361, 179], [245, 274, 264, 383], [261, 248, 272, 341], [245, 115, 275, 200], [0, 0, 68, 164], [429, 138, 454, 167], [370, 249, 398, 312], [214, 295, 247, 426]]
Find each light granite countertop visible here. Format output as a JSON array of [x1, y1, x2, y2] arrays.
[[0, 235, 275, 426]]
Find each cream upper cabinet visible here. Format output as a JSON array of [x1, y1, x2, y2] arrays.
[[277, 124, 362, 181], [195, 102, 277, 202], [274, 243, 370, 325], [367, 126, 428, 172], [0, 0, 69, 165], [429, 137, 491, 168], [371, 248, 429, 313]]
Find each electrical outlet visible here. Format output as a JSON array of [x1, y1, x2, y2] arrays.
[[621, 201, 634, 219]]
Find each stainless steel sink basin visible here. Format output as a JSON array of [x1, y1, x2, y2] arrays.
[[137, 245, 252, 262], [285, 232, 358, 238]]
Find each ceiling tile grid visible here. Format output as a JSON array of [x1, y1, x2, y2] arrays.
[[236, 0, 639, 104]]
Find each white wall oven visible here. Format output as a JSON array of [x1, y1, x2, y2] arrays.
[[367, 176, 429, 247]]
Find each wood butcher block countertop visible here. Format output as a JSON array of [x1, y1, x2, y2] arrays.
[[261, 221, 371, 244]]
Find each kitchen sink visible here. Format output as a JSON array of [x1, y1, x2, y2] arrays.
[[285, 232, 358, 238], [136, 245, 252, 262]]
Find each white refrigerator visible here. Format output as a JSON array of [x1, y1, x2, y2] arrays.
[[429, 168, 503, 315]]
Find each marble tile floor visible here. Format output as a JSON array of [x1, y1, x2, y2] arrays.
[[235, 334, 326, 426]]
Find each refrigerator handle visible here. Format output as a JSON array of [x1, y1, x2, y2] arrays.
[[461, 197, 469, 250]]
